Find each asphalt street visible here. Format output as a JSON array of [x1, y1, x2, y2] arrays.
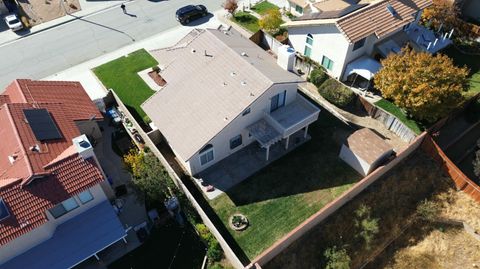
[[0, 0, 223, 88]]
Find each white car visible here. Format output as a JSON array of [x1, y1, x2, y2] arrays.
[[4, 14, 23, 31]]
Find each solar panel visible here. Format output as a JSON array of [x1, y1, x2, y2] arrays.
[[0, 198, 10, 221], [23, 109, 63, 141]]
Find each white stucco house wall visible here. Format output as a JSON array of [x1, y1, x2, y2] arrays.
[[142, 28, 320, 176], [284, 0, 452, 82]]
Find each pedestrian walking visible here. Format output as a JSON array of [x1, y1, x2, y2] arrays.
[[121, 4, 126, 14]]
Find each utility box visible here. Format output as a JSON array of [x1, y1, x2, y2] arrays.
[[277, 45, 296, 71]]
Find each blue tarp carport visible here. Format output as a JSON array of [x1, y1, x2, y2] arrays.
[[1, 201, 126, 269]]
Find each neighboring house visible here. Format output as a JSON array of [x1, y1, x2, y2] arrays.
[[0, 80, 126, 269], [142, 28, 320, 176], [284, 0, 452, 83]]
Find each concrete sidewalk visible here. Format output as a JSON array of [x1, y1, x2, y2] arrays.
[[0, 0, 126, 46], [43, 14, 225, 101]]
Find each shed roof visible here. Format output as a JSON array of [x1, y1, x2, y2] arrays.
[[345, 128, 393, 164], [143, 28, 303, 161]]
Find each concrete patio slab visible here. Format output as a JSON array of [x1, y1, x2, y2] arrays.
[[193, 130, 310, 200]]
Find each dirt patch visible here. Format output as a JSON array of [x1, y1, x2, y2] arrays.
[[18, 0, 81, 26], [147, 71, 167, 87]]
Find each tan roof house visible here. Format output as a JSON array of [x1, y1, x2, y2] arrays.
[[284, 0, 453, 84], [142, 28, 320, 177]]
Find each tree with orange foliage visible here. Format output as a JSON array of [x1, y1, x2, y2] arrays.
[[421, 0, 475, 39], [223, 0, 238, 17], [374, 48, 469, 123]]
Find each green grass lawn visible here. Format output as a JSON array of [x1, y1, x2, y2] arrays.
[[231, 12, 260, 33], [375, 99, 423, 134], [444, 46, 480, 98], [93, 49, 158, 124], [209, 111, 362, 259], [251, 1, 278, 15]]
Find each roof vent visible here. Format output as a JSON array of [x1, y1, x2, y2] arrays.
[[222, 82, 227, 86], [29, 144, 40, 152], [241, 81, 247, 86], [241, 52, 248, 57], [386, 4, 398, 17], [250, 92, 255, 97], [224, 117, 229, 121], [0, 198, 10, 221], [19, 219, 29, 228], [230, 71, 237, 76], [8, 154, 18, 164], [191, 49, 196, 53]]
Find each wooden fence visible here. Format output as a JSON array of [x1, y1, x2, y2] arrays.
[[358, 97, 417, 142], [421, 134, 480, 203]]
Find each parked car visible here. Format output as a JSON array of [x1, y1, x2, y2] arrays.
[[175, 5, 208, 25], [4, 14, 23, 32]]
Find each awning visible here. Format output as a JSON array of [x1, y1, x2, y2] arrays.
[[1, 201, 126, 269], [247, 119, 282, 148], [344, 56, 382, 80]]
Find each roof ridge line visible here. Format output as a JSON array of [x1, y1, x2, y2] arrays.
[[4, 104, 34, 181]]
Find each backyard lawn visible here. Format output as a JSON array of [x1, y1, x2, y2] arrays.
[[209, 111, 362, 259], [231, 12, 260, 33], [251, 1, 279, 15], [444, 46, 480, 97], [93, 49, 158, 124], [375, 99, 423, 134]]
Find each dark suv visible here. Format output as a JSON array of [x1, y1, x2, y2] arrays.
[[175, 5, 208, 25]]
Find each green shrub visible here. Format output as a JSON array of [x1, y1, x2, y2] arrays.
[[207, 241, 223, 262], [309, 68, 328, 88], [324, 246, 351, 269], [143, 115, 152, 124], [354, 204, 379, 250], [318, 79, 355, 107], [416, 199, 440, 221], [151, 66, 160, 73]]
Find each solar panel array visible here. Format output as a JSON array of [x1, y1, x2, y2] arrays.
[[0, 199, 9, 221], [23, 109, 63, 141]]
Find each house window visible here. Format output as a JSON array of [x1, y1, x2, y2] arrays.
[[304, 46, 312, 57], [270, 91, 286, 112], [353, 38, 366, 51], [78, 189, 94, 204], [304, 34, 313, 57], [242, 108, 251, 116], [295, 5, 303, 14], [321, 56, 334, 71], [199, 144, 214, 165], [49, 197, 79, 219], [230, 135, 242, 150]]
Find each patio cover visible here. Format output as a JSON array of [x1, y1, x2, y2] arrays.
[[1, 201, 126, 269], [344, 56, 382, 80], [247, 119, 282, 148]]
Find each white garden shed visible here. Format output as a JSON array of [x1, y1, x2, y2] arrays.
[[339, 128, 394, 176]]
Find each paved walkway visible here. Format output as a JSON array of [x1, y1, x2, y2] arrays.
[[299, 82, 408, 151]]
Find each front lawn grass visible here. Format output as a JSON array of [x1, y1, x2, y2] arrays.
[[375, 99, 423, 134], [251, 1, 279, 15], [93, 49, 158, 124], [231, 12, 260, 33], [444, 46, 480, 98], [209, 111, 362, 259]]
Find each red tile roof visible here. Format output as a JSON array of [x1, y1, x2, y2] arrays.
[[0, 154, 104, 245], [3, 79, 103, 121], [0, 79, 105, 246], [336, 0, 432, 43]]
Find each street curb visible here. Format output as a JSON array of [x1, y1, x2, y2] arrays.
[[0, 1, 128, 47]]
